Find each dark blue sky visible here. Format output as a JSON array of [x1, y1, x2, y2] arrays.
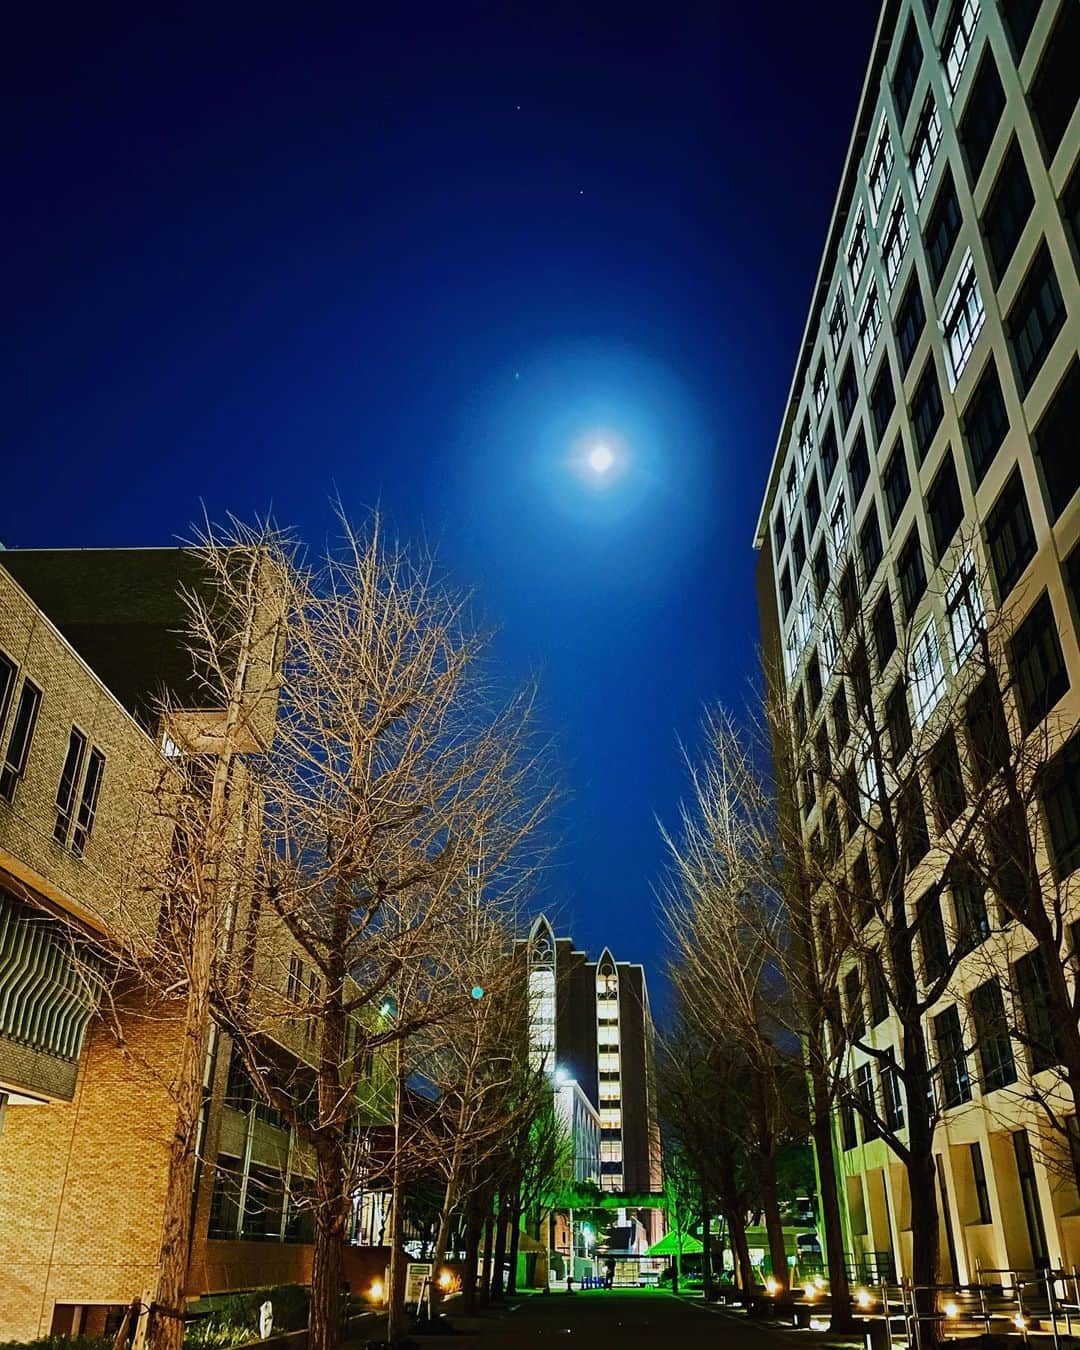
[[4, 1, 877, 996]]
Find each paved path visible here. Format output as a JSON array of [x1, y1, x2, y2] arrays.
[[403, 1288, 852, 1348]]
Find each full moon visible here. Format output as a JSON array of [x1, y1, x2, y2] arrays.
[[588, 444, 615, 474]]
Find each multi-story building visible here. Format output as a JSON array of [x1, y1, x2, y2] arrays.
[[523, 915, 662, 1200], [754, 0, 1078, 1286], [0, 549, 389, 1342]]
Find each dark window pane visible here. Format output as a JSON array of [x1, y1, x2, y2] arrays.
[[1000, 0, 1041, 57], [849, 428, 870, 503], [815, 722, 832, 784], [1007, 241, 1067, 393], [898, 526, 928, 618], [793, 688, 808, 744], [985, 467, 1036, 600], [72, 747, 104, 856], [924, 169, 963, 287], [1014, 948, 1064, 1073], [971, 978, 1017, 1091], [962, 359, 1009, 486], [0, 680, 42, 803], [808, 651, 823, 711], [806, 473, 822, 532], [839, 357, 859, 430], [982, 139, 1034, 281], [860, 505, 884, 582], [1068, 541, 1080, 630], [54, 726, 87, 845], [934, 1003, 971, 1107], [840, 561, 860, 633], [1033, 358, 1080, 521], [773, 511, 787, 557], [1064, 157, 1080, 256], [871, 362, 896, 444], [965, 673, 1009, 790], [911, 358, 944, 461], [1042, 731, 1080, 881], [832, 687, 850, 750], [884, 441, 911, 531], [873, 588, 898, 669], [953, 869, 990, 953], [904, 783, 931, 863], [845, 965, 866, 1039], [780, 564, 793, 614], [895, 273, 926, 373], [867, 948, 889, 1026], [793, 521, 807, 575], [958, 49, 1006, 183], [930, 728, 966, 830], [821, 418, 839, 484], [1008, 591, 1069, 734], [886, 677, 913, 759], [813, 542, 829, 603], [927, 451, 964, 560], [1030, 1, 1080, 159], [892, 16, 924, 123]]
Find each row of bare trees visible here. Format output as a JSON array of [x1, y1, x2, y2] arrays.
[[658, 533, 1078, 1346], [96, 513, 556, 1350]]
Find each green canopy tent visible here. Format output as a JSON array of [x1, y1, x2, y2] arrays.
[[647, 1230, 703, 1257]]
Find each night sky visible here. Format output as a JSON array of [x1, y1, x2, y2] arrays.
[[4, 1, 878, 998]]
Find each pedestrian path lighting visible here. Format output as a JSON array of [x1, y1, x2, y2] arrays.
[[803, 1282, 818, 1301], [944, 1300, 958, 1319], [369, 1280, 385, 1304], [855, 1287, 872, 1309], [765, 1277, 781, 1296]]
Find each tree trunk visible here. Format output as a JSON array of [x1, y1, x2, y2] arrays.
[[480, 1209, 495, 1303], [506, 1196, 522, 1295], [490, 1190, 510, 1301], [387, 1041, 408, 1343], [809, 1062, 854, 1331], [149, 998, 212, 1350], [758, 1152, 788, 1294], [728, 1209, 754, 1299], [903, 1015, 941, 1350], [309, 1141, 348, 1350], [461, 1199, 484, 1315], [700, 1199, 714, 1301]]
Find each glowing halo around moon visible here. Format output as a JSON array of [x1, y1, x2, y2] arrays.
[[587, 443, 615, 474]]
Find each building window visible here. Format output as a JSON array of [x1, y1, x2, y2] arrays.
[[1033, 357, 1079, 522], [882, 193, 910, 288], [945, 550, 985, 664], [859, 286, 882, 365], [799, 416, 814, 471], [898, 526, 928, 619], [831, 492, 850, 554], [813, 541, 830, 603], [969, 1142, 992, 1224], [934, 1003, 972, 1108], [1030, 1, 1080, 159], [985, 467, 1035, 601], [1001, 0, 1041, 58], [849, 429, 870, 504], [815, 721, 832, 785], [1041, 732, 1080, 881], [927, 451, 964, 561], [793, 521, 806, 576], [829, 292, 848, 357], [911, 94, 943, 202], [962, 358, 1008, 486], [953, 870, 990, 952], [911, 620, 947, 726], [855, 1063, 879, 1140], [1064, 158, 1080, 256], [886, 676, 914, 759], [839, 560, 860, 633], [965, 672, 1009, 789], [904, 782, 931, 861], [773, 511, 786, 558], [71, 747, 104, 857], [860, 507, 884, 584], [882, 1064, 906, 1131], [867, 949, 889, 1026], [869, 120, 894, 214], [930, 728, 966, 829], [0, 678, 42, 804], [883, 440, 911, 530], [807, 650, 823, 711], [54, 726, 88, 846], [872, 588, 898, 670], [1014, 948, 1064, 1073], [871, 362, 896, 444], [838, 356, 858, 430], [942, 0, 980, 93], [779, 565, 793, 615], [208, 1155, 244, 1239], [848, 211, 870, 293], [814, 360, 829, 416], [895, 272, 926, 374], [806, 475, 823, 536], [1008, 591, 1069, 735], [971, 978, 1017, 1090], [845, 966, 866, 1039], [893, 16, 924, 123], [959, 47, 1005, 184], [911, 358, 943, 461], [785, 463, 800, 516], [982, 139, 1034, 282], [941, 251, 985, 388], [832, 686, 850, 751], [1007, 241, 1066, 394], [0, 653, 15, 745], [821, 418, 839, 484], [925, 169, 963, 287]]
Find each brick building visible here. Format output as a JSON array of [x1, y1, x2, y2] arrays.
[[0, 550, 388, 1342]]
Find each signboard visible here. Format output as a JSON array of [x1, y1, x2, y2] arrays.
[[406, 1262, 433, 1309]]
